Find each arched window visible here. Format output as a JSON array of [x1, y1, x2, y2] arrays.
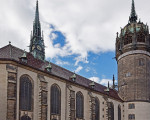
[[124, 35, 132, 45], [21, 115, 31, 120], [76, 92, 84, 119], [118, 105, 121, 120], [95, 97, 100, 120], [137, 33, 145, 42], [51, 84, 61, 115], [20, 75, 33, 111], [108, 102, 114, 120]]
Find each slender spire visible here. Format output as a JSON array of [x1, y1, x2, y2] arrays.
[[35, 0, 39, 24], [129, 0, 137, 23], [112, 75, 115, 89], [29, 0, 45, 60], [33, 0, 41, 37]]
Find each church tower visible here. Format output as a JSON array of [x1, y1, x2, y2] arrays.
[[29, 1, 45, 60], [116, 0, 150, 119]]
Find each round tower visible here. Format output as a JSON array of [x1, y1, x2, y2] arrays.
[[116, 0, 150, 102]]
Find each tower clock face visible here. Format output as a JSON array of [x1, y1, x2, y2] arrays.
[[37, 45, 42, 51]]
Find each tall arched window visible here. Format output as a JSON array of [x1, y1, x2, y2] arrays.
[[137, 33, 145, 42], [95, 97, 100, 120], [124, 35, 132, 45], [51, 84, 61, 115], [108, 102, 114, 120], [20, 75, 33, 111], [118, 105, 121, 120], [76, 92, 84, 119]]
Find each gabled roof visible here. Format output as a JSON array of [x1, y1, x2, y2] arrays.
[[0, 44, 123, 101]]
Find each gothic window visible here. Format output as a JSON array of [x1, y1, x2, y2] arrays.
[[128, 103, 135, 109], [108, 102, 114, 120], [21, 115, 31, 120], [76, 92, 84, 119], [51, 84, 61, 115], [20, 75, 33, 111], [128, 114, 135, 120], [137, 33, 145, 42], [118, 105, 121, 120], [95, 97, 100, 120], [124, 35, 132, 45]]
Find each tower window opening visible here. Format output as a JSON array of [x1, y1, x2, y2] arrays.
[[139, 59, 144, 66], [124, 36, 132, 45], [137, 33, 145, 42]]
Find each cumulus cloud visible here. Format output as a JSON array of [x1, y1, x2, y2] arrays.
[[0, 0, 149, 64], [55, 59, 70, 66], [75, 66, 83, 73], [89, 76, 117, 87], [89, 77, 101, 83]]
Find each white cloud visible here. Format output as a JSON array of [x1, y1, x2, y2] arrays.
[[55, 59, 70, 66], [89, 77, 115, 87], [75, 66, 83, 73], [100, 79, 113, 87], [0, 0, 150, 64], [89, 77, 101, 83]]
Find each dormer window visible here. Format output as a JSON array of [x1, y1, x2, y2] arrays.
[[20, 50, 27, 63], [45, 62, 52, 72], [71, 73, 76, 82], [89, 81, 95, 89]]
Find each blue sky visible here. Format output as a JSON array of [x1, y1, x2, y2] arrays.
[[0, 0, 150, 86], [49, 27, 117, 86]]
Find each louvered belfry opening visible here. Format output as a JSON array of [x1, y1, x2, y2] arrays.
[[51, 84, 61, 115], [95, 97, 100, 120], [20, 75, 33, 111], [76, 92, 84, 119]]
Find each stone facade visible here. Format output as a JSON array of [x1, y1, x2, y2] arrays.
[[0, 61, 123, 120], [118, 53, 150, 101]]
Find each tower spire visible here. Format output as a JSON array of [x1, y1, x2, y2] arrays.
[[35, 0, 39, 24], [129, 0, 138, 23], [29, 1, 45, 60], [33, 0, 41, 36]]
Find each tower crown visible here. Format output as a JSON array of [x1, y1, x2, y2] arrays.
[[115, 0, 150, 60], [29, 0, 45, 60]]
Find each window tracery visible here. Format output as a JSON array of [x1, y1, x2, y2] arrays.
[[76, 92, 84, 119], [20, 75, 33, 111]]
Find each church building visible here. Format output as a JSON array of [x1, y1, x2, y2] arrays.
[[0, 0, 150, 120]]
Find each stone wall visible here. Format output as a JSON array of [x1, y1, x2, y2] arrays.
[[118, 53, 150, 101]]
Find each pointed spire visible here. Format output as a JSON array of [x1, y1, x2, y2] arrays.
[[129, 0, 138, 23], [113, 75, 115, 89], [35, 0, 40, 24], [29, 1, 45, 60], [33, 0, 41, 37]]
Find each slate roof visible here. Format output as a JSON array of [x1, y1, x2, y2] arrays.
[[0, 44, 123, 101]]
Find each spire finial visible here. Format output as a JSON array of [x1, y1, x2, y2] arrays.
[[113, 75, 115, 89], [129, 0, 137, 23]]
